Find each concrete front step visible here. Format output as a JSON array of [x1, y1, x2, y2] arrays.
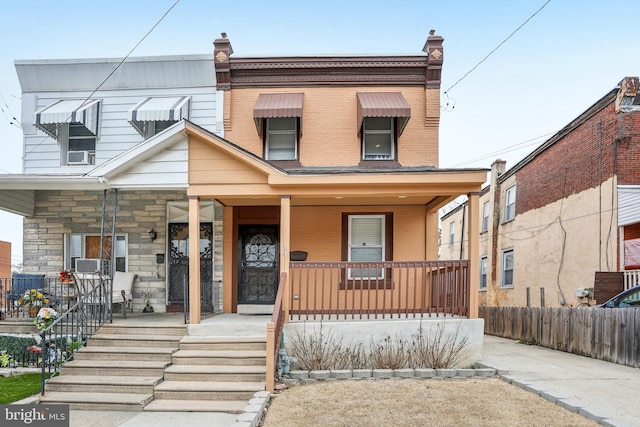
[[0, 320, 35, 334], [60, 359, 170, 377], [88, 334, 182, 348], [45, 375, 161, 394], [144, 399, 247, 413], [179, 336, 266, 351], [99, 325, 186, 336], [73, 346, 176, 362], [40, 391, 154, 411], [153, 381, 265, 401], [171, 350, 266, 366], [164, 364, 266, 382]]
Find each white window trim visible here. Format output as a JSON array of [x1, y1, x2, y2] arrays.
[[449, 222, 455, 247], [362, 117, 395, 161], [64, 233, 128, 273], [504, 186, 516, 222], [482, 201, 490, 232], [265, 117, 298, 160], [480, 256, 488, 290], [501, 249, 514, 288], [348, 214, 385, 280]]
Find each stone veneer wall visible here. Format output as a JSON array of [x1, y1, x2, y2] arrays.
[[22, 190, 225, 314]]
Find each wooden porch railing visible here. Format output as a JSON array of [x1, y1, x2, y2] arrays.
[[266, 272, 287, 392], [288, 261, 470, 321]]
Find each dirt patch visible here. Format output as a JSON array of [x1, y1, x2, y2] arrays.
[[261, 378, 598, 427]]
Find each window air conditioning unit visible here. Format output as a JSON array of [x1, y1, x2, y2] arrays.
[[67, 151, 90, 165], [76, 258, 100, 274]]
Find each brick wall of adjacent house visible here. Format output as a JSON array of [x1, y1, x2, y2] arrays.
[[515, 103, 640, 216], [22, 190, 224, 313], [613, 110, 640, 185], [224, 86, 439, 168], [515, 103, 620, 215], [0, 240, 10, 279]]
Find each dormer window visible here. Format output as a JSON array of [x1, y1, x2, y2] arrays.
[[34, 98, 101, 166], [357, 92, 410, 163], [129, 96, 190, 139]]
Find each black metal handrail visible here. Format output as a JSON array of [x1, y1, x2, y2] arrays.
[[37, 275, 110, 395]]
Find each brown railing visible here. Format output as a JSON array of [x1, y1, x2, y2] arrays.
[[266, 272, 287, 392], [288, 261, 470, 321]]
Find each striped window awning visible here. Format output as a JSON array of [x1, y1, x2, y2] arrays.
[[357, 92, 411, 135], [128, 96, 191, 136], [34, 99, 101, 139], [253, 93, 304, 136]]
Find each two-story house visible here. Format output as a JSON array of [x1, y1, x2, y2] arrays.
[[0, 31, 490, 324], [440, 77, 640, 308], [0, 54, 220, 313]]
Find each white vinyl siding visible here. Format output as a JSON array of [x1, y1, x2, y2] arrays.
[[24, 87, 217, 176], [348, 215, 385, 280]]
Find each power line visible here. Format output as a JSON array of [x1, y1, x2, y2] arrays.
[[448, 131, 555, 167], [24, 0, 182, 158], [444, 0, 552, 96]]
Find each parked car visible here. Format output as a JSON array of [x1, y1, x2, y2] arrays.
[[596, 285, 640, 308]]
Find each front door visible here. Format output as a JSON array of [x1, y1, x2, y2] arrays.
[[238, 225, 279, 305], [168, 223, 213, 308]]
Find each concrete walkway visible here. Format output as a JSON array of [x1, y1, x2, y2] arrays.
[[480, 335, 640, 427]]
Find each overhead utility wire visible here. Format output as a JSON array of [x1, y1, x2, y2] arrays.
[[24, 0, 182, 157], [448, 131, 555, 167], [444, 0, 552, 96]]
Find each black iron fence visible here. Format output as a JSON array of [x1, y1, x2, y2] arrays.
[[1, 274, 110, 395]]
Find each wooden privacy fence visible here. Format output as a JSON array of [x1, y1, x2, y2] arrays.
[[480, 306, 640, 368]]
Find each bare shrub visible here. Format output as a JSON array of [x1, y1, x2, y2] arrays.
[[289, 322, 368, 370], [408, 321, 470, 369], [369, 334, 408, 369]]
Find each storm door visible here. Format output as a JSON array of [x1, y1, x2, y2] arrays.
[[238, 225, 279, 304], [168, 222, 213, 307]]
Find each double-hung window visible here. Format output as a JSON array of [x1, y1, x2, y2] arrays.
[[480, 256, 488, 290], [362, 117, 394, 160], [348, 215, 385, 280], [501, 249, 514, 288], [504, 186, 516, 222], [356, 92, 410, 163], [34, 99, 101, 166], [449, 222, 455, 247], [253, 93, 303, 163], [65, 233, 128, 274], [266, 117, 298, 160], [482, 201, 490, 232]]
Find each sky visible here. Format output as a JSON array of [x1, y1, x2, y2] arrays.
[[1, 0, 639, 267]]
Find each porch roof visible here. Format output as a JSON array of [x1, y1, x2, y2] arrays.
[[183, 121, 488, 212]]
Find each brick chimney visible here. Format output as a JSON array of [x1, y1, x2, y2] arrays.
[[213, 33, 233, 91], [423, 29, 444, 89]]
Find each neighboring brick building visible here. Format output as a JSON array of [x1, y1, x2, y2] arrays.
[[440, 77, 640, 308], [0, 240, 10, 279]]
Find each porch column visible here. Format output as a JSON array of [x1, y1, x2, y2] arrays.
[[188, 195, 201, 324], [280, 195, 291, 322], [467, 192, 480, 319]]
